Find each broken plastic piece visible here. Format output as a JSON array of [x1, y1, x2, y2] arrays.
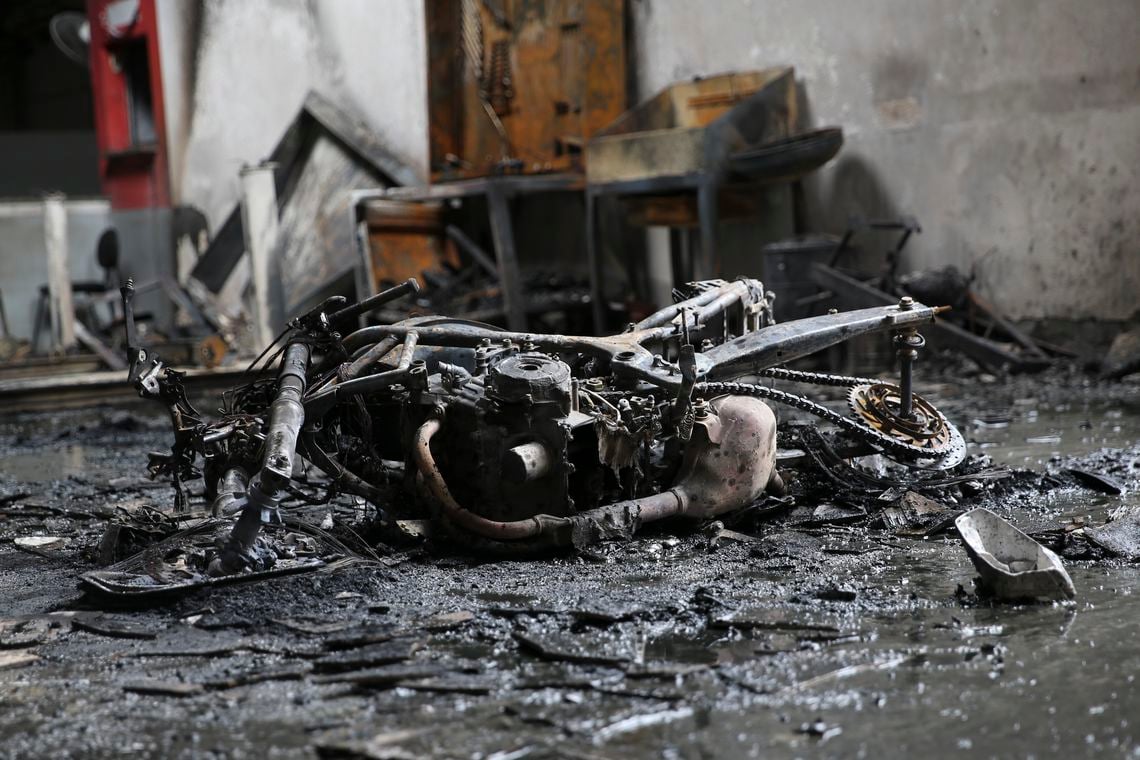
[[955, 508, 1076, 601]]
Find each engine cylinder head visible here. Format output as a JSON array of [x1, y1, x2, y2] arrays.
[[488, 353, 572, 411]]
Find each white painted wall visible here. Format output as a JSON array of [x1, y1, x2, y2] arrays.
[[633, 0, 1140, 320], [157, 0, 428, 232]]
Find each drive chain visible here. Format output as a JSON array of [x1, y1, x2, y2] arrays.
[[694, 380, 942, 462], [756, 366, 879, 388]]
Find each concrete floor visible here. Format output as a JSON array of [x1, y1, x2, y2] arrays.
[[0, 363, 1138, 757]]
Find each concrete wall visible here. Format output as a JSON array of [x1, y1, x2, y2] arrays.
[[633, 0, 1140, 321], [156, 0, 428, 232], [0, 200, 112, 342]]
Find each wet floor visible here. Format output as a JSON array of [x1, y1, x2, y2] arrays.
[[972, 398, 1140, 468], [0, 371, 1138, 757]]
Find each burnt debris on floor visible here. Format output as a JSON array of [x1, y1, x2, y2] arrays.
[[1, 361, 1140, 756]]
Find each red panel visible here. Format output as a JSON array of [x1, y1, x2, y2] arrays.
[[86, 0, 170, 209]]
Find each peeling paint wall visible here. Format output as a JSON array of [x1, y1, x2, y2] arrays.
[[633, 0, 1140, 320], [156, 0, 428, 232]]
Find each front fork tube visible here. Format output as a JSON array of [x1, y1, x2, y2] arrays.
[[211, 341, 311, 575]]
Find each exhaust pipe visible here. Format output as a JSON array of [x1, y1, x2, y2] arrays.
[[412, 395, 780, 549]]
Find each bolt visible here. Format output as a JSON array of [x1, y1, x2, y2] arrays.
[[693, 398, 710, 420], [899, 296, 914, 311]]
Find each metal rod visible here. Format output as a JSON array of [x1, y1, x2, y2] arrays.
[[304, 332, 419, 417], [262, 342, 311, 483], [898, 348, 915, 418], [894, 297, 922, 420], [330, 278, 420, 326], [445, 225, 499, 279], [120, 279, 140, 350], [895, 328, 924, 420], [342, 336, 400, 381], [703, 303, 939, 381], [211, 341, 310, 575], [300, 433, 388, 505], [586, 191, 605, 333]]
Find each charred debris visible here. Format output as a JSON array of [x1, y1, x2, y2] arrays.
[[72, 267, 1113, 603]]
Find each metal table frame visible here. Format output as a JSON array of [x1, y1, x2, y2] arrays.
[[351, 173, 584, 332], [586, 169, 738, 333]]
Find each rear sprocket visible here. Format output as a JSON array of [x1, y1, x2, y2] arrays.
[[847, 382, 966, 469]]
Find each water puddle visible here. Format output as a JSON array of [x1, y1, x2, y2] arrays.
[[969, 399, 1140, 467], [634, 398, 1140, 758]]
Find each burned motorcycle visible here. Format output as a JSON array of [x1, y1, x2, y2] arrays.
[[87, 276, 964, 592]]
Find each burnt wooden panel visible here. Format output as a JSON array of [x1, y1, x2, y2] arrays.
[[365, 201, 460, 288], [425, 0, 626, 180]]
